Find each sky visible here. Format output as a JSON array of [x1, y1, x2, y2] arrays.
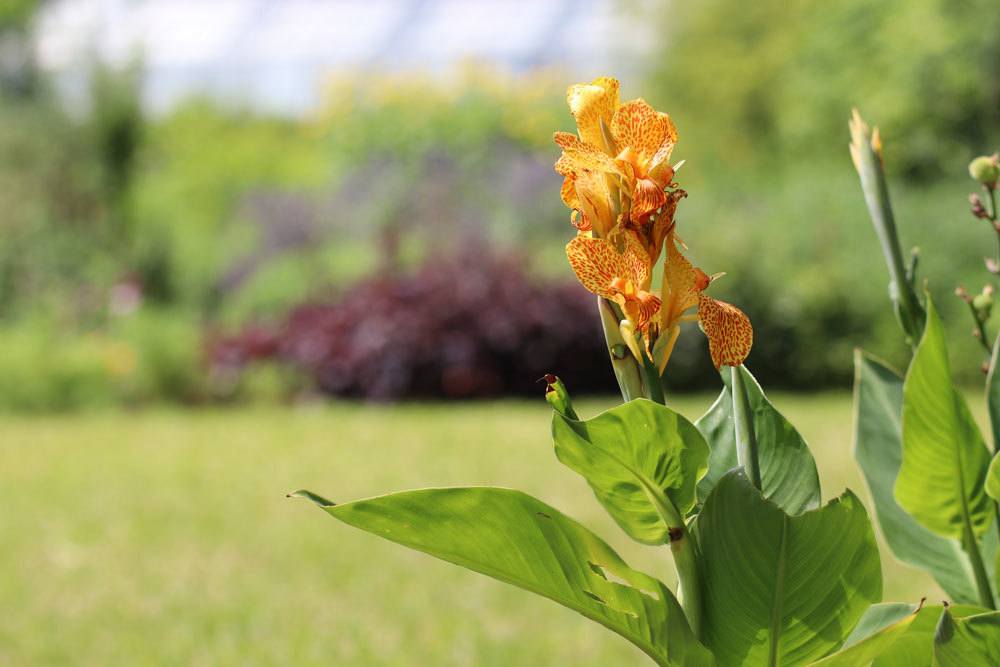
[[35, 0, 656, 114]]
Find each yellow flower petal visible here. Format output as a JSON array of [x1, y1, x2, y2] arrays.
[[698, 295, 753, 369], [661, 236, 708, 330], [619, 229, 652, 289], [575, 170, 614, 237], [567, 77, 620, 151], [554, 132, 619, 174], [565, 235, 627, 299], [629, 177, 668, 225], [635, 291, 662, 331], [560, 175, 578, 209], [611, 99, 676, 163]]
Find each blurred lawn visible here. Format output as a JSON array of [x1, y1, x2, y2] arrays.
[[0, 394, 954, 665]]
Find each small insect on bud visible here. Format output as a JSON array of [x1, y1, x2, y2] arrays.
[[969, 154, 1000, 188], [970, 193, 989, 219]]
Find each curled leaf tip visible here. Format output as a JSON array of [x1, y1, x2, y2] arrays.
[[288, 489, 337, 507]]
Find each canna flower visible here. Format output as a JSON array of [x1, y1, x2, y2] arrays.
[[656, 235, 753, 370], [566, 231, 661, 359], [554, 77, 681, 255]]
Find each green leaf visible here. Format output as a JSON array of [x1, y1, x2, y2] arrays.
[[695, 365, 821, 515], [987, 332, 1000, 452], [934, 607, 1000, 666], [809, 604, 989, 666], [853, 350, 982, 603], [808, 603, 920, 666], [895, 296, 994, 541], [843, 602, 921, 646], [293, 487, 713, 667], [552, 398, 709, 544], [987, 454, 1000, 502], [694, 470, 881, 666]]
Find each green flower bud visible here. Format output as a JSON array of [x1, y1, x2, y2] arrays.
[[973, 286, 994, 321], [973, 291, 992, 311], [968, 155, 999, 186]]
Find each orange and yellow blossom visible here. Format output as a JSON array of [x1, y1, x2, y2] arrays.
[[554, 77, 681, 258], [566, 231, 661, 359], [557, 76, 753, 371], [657, 235, 753, 370]]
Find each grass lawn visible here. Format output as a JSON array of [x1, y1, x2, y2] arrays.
[[0, 393, 953, 665]]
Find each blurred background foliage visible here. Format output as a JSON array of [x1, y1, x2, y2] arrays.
[[0, 0, 998, 409]]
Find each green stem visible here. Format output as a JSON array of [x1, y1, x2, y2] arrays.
[[641, 351, 666, 405], [597, 297, 645, 401], [962, 518, 996, 610], [851, 123, 925, 343], [642, 482, 701, 639], [670, 531, 702, 640], [966, 300, 993, 354], [731, 365, 762, 490]]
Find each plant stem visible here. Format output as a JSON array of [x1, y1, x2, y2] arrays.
[[597, 297, 645, 401], [643, 484, 702, 639], [962, 518, 996, 610], [965, 300, 993, 354], [670, 531, 702, 640], [850, 114, 925, 344], [641, 351, 666, 405], [731, 365, 762, 490]]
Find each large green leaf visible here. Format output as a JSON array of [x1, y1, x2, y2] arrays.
[[695, 365, 820, 515], [987, 454, 1000, 502], [987, 332, 1000, 452], [853, 351, 982, 603], [293, 487, 713, 667], [693, 470, 881, 666], [934, 607, 1000, 666], [808, 603, 920, 666], [895, 296, 994, 540], [809, 604, 989, 666], [552, 398, 710, 544]]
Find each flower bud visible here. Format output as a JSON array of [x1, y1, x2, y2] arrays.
[[970, 193, 989, 219], [969, 154, 999, 187], [973, 291, 993, 321]]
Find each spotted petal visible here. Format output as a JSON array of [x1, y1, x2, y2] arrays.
[[566, 77, 620, 151], [611, 99, 677, 162], [661, 237, 709, 329], [554, 132, 620, 174], [630, 177, 668, 225], [620, 230, 652, 288], [575, 171, 614, 237], [565, 236, 627, 299], [698, 295, 753, 369]]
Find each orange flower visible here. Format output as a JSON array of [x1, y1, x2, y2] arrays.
[[554, 77, 680, 254], [565, 231, 661, 345], [656, 235, 753, 370]]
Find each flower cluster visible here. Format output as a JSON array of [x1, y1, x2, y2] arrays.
[[554, 77, 752, 371]]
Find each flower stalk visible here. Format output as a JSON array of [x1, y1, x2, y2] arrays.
[[849, 110, 925, 345], [597, 297, 646, 401]]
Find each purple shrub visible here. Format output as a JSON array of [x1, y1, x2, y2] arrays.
[[208, 240, 615, 400]]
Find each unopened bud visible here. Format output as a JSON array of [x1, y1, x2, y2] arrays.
[[955, 285, 971, 302], [969, 154, 999, 187], [970, 193, 988, 219], [973, 286, 994, 322], [542, 374, 577, 419], [987, 258, 1000, 275]]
